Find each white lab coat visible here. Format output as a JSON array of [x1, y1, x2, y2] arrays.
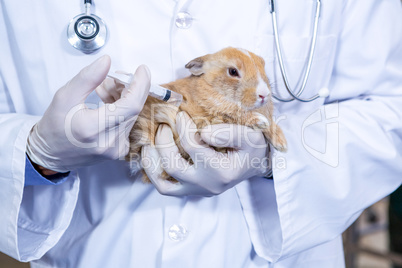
[[0, 0, 401, 267]]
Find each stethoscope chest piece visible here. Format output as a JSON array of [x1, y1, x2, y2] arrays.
[[67, 1, 107, 54]]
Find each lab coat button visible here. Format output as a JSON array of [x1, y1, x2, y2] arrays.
[[168, 224, 188, 241], [175, 12, 193, 29]]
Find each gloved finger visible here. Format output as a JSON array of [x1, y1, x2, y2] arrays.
[[112, 65, 151, 118], [142, 144, 194, 196], [58, 55, 111, 107], [154, 124, 196, 181], [112, 70, 152, 101], [90, 65, 151, 123], [141, 145, 178, 192], [200, 124, 267, 150], [113, 70, 131, 97], [176, 112, 218, 160], [95, 77, 124, 103], [96, 86, 115, 104]]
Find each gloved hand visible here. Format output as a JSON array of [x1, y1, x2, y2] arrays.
[[141, 112, 271, 196], [26, 55, 151, 173]]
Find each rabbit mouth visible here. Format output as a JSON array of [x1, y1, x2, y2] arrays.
[[253, 98, 269, 109]]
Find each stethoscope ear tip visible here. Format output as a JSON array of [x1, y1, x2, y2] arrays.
[[318, 87, 330, 98]]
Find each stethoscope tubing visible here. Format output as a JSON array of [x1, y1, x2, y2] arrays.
[[270, 0, 323, 102]]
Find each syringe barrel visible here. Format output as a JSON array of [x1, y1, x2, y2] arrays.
[[149, 85, 182, 107], [108, 71, 183, 107]]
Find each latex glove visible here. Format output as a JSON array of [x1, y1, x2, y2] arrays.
[[27, 56, 151, 173], [141, 112, 270, 196]]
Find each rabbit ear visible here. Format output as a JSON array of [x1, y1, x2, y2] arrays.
[[185, 56, 206, 76]]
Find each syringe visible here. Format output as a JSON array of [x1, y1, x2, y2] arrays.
[[107, 71, 183, 107]]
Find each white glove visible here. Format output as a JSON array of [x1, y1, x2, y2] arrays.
[[141, 112, 271, 196], [27, 56, 151, 173]]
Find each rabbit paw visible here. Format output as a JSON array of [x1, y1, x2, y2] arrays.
[[253, 113, 270, 129], [270, 128, 288, 152]]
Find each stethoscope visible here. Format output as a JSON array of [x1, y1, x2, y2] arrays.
[[67, 0, 107, 54], [269, 0, 328, 102], [67, 0, 329, 102]]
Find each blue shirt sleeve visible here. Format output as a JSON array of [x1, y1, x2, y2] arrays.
[[25, 156, 70, 186]]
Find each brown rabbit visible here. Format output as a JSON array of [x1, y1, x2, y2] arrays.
[[128, 47, 287, 182]]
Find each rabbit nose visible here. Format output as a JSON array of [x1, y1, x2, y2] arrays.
[[256, 77, 270, 101], [258, 94, 268, 102]]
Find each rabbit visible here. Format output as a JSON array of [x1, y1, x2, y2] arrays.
[[127, 47, 287, 183]]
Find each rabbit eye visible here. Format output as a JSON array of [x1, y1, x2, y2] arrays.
[[228, 68, 240, 77]]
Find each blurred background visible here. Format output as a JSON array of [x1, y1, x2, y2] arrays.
[[343, 185, 402, 268], [0, 185, 401, 268]]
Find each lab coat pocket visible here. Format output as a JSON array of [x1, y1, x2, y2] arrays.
[[254, 34, 337, 107]]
